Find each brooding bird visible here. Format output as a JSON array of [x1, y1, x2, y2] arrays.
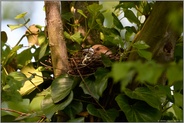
[[82, 44, 112, 64]]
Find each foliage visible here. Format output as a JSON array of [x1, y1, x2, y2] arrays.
[[1, 1, 183, 122]]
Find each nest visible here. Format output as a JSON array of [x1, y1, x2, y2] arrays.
[[41, 51, 120, 77]]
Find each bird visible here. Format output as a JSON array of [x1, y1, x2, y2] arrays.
[[81, 44, 112, 64]]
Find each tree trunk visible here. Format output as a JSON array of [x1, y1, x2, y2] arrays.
[[128, 1, 182, 63], [127, 1, 182, 88], [45, 1, 69, 77]]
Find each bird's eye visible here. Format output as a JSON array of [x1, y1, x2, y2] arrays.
[[95, 47, 100, 51]]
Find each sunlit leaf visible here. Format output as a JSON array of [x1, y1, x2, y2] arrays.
[[26, 24, 39, 46], [172, 104, 183, 120], [7, 19, 30, 31], [115, 94, 161, 122], [42, 92, 73, 119], [51, 74, 73, 103], [14, 12, 27, 19], [19, 63, 44, 95], [30, 96, 45, 111]]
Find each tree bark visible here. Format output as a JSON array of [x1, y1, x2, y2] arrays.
[[45, 1, 69, 77], [127, 1, 182, 88], [128, 1, 182, 63]]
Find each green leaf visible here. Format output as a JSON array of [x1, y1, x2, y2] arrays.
[[30, 96, 45, 111], [124, 87, 161, 110], [94, 68, 109, 97], [61, 12, 73, 21], [172, 104, 183, 120], [16, 47, 33, 68], [135, 61, 164, 84], [64, 101, 83, 119], [1, 99, 30, 117], [51, 74, 73, 103], [133, 40, 150, 49], [42, 92, 73, 119], [38, 31, 46, 46], [71, 32, 83, 44], [7, 19, 30, 31], [87, 104, 119, 122], [14, 12, 27, 19], [112, 12, 123, 30], [77, 9, 87, 18], [124, 9, 140, 24], [19, 63, 44, 95], [173, 92, 183, 108], [39, 42, 48, 59], [80, 68, 109, 100], [166, 62, 183, 85], [111, 61, 136, 82], [115, 95, 161, 122], [79, 79, 99, 100], [137, 49, 152, 60], [2, 44, 23, 66], [87, 3, 103, 15], [1, 31, 8, 43]]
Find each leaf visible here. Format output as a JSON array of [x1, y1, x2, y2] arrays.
[[71, 32, 83, 44], [39, 42, 48, 59], [1, 31, 8, 43], [30, 96, 45, 111], [124, 87, 161, 110], [87, 3, 103, 15], [26, 24, 39, 46], [135, 61, 164, 84], [61, 12, 73, 21], [63, 101, 83, 119], [133, 40, 150, 49], [115, 94, 161, 122], [51, 74, 73, 103], [7, 19, 30, 31], [42, 92, 73, 119], [172, 104, 183, 120], [16, 47, 33, 68], [166, 62, 183, 85], [124, 9, 140, 24], [1, 99, 30, 117], [112, 12, 123, 30], [87, 104, 119, 122], [111, 61, 136, 82], [2, 44, 23, 67], [173, 92, 183, 108], [14, 12, 27, 19], [19, 63, 44, 96], [77, 9, 87, 18], [137, 49, 152, 60]]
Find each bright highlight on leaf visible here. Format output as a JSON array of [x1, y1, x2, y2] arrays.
[[15, 12, 27, 19]]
